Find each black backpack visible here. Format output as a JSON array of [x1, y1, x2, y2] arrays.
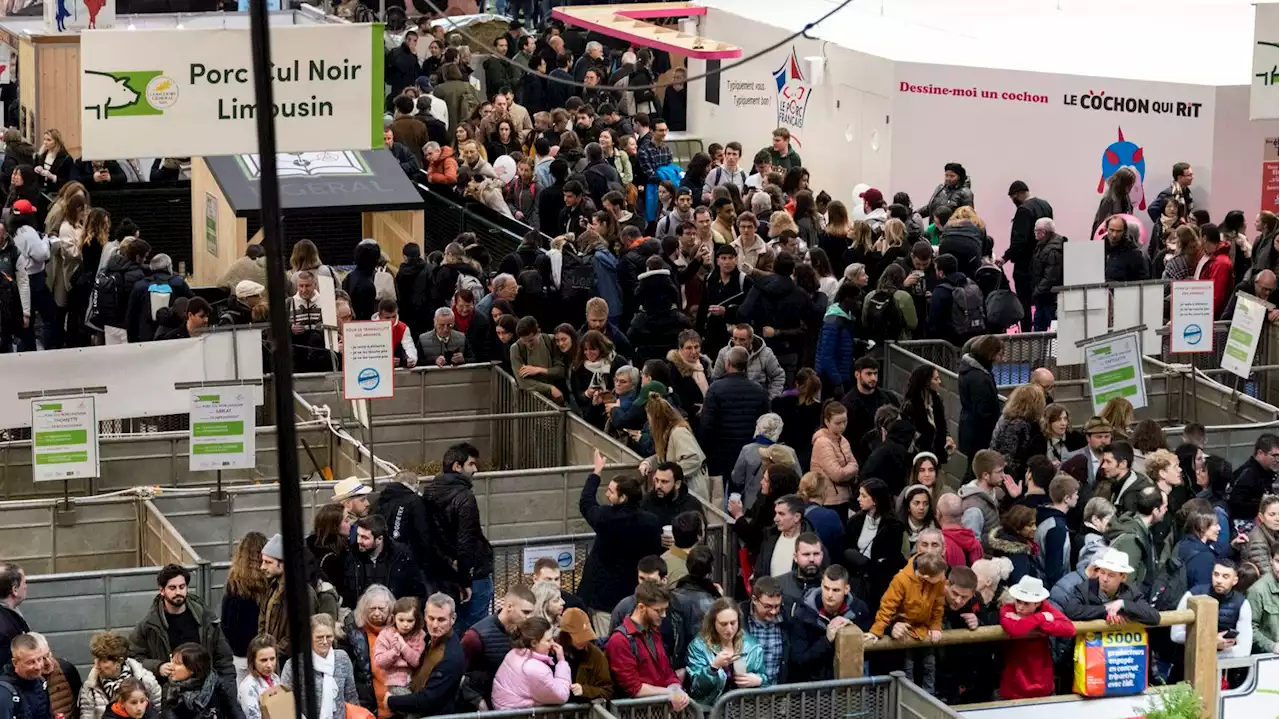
[[0, 269, 20, 336], [862, 290, 902, 342], [940, 280, 986, 337], [1148, 553, 1189, 612], [88, 268, 123, 329], [560, 248, 595, 304], [517, 266, 545, 299]]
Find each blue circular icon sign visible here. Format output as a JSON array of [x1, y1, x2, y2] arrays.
[[357, 368, 381, 391], [1183, 324, 1203, 346], [557, 551, 573, 568]]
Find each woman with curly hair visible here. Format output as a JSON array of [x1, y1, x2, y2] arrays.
[[990, 384, 1047, 484], [1129, 418, 1166, 475], [81, 633, 163, 719]]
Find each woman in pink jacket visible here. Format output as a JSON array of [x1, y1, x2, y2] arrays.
[[811, 401, 859, 519], [490, 617, 573, 710]]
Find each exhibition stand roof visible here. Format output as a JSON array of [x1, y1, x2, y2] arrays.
[[699, 0, 1257, 86], [206, 149, 425, 217]]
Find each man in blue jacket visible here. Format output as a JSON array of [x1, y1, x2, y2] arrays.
[[387, 594, 466, 716], [1035, 475, 1079, 588]]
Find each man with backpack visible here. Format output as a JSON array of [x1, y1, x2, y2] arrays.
[[92, 237, 150, 345], [928, 253, 986, 347], [582, 142, 622, 208], [1107, 486, 1167, 597], [702, 141, 748, 201], [125, 253, 191, 343]]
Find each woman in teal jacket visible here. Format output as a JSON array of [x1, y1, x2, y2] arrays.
[[684, 598, 768, 707]]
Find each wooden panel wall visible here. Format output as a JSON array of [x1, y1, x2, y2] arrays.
[[361, 209, 423, 269], [190, 158, 248, 287], [20, 39, 81, 156]]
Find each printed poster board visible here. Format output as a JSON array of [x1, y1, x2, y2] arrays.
[[31, 396, 99, 482], [1082, 330, 1148, 413], [341, 320, 394, 400], [188, 388, 255, 471], [1169, 280, 1215, 353]]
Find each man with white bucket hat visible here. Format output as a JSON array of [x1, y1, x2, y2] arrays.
[[1058, 548, 1160, 626], [998, 575, 1077, 699], [331, 476, 376, 543]]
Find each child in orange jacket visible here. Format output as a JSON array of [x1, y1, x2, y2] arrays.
[[998, 576, 1077, 699], [866, 551, 948, 691]]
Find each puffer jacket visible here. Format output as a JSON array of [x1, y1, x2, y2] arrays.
[[1030, 232, 1065, 301], [938, 222, 986, 278], [810, 428, 857, 507], [957, 353, 1000, 464], [627, 270, 693, 364], [342, 242, 384, 322], [710, 334, 785, 399], [490, 649, 571, 710], [869, 554, 946, 638], [93, 251, 147, 330], [339, 612, 376, 713], [422, 471, 495, 593], [698, 372, 770, 477], [815, 304, 856, 391], [739, 273, 821, 363], [79, 659, 162, 719], [921, 181, 975, 218]]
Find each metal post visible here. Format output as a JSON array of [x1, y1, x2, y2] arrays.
[[244, 0, 317, 717], [368, 401, 376, 489]]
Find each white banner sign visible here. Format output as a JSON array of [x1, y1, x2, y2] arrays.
[[31, 397, 100, 482], [1222, 293, 1269, 379], [189, 388, 256, 472], [1083, 330, 1148, 413], [80, 24, 384, 159], [521, 544, 577, 574], [342, 320, 395, 400], [1252, 2, 1279, 120], [1169, 280, 1216, 353]]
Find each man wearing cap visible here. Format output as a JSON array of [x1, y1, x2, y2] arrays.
[[386, 592, 465, 715], [258, 533, 319, 655], [1171, 558, 1252, 659], [7, 198, 51, 351], [218, 280, 265, 326], [1062, 417, 1112, 489], [998, 576, 1076, 699], [557, 608, 612, 700], [861, 189, 888, 237], [332, 476, 374, 544], [1003, 182, 1053, 332], [1059, 547, 1160, 625]]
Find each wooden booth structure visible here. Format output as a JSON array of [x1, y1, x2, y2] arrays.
[[193, 150, 425, 286]]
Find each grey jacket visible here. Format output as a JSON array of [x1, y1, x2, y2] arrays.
[[418, 329, 470, 365], [731, 441, 801, 509], [710, 335, 785, 399], [280, 649, 359, 719], [957, 481, 1000, 549]]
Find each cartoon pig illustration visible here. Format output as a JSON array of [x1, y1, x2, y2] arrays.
[[83, 71, 139, 119]]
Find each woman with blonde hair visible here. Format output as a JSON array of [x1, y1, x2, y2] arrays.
[[844, 220, 877, 279], [48, 190, 89, 340], [768, 209, 800, 241], [34, 128, 75, 189], [222, 532, 271, 678], [531, 580, 566, 630], [288, 238, 335, 285], [1099, 397, 1134, 441], [817, 200, 853, 272], [939, 206, 991, 277], [991, 384, 1048, 483], [684, 598, 766, 706], [640, 394, 709, 499], [797, 471, 846, 560]]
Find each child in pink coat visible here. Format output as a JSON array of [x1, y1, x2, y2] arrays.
[[373, 597, 427, 715], [491, 617, 573, 710]]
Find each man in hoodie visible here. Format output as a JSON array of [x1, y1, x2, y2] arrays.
[[937, 494, 983, 567], [1002, 181, 1053, 331], [1147, 162, 1196, 223], [739, 252, 819, 386], [710, 324, 785, 400], [959, 449, 1010, 550], [1035, 475, 1079, 588], [374, 469, 439, 580], [581, 141, 621, 208], [1102, 215, 1149, 282], [1028, 218, 1065, 331], [774, 532, 826, 605], [627, 256, 692, 363], [422, 443, 495, 629], [1107, 486, 1166, 596], [761, 128, 802, 172], [926, 254, 982, 347], [125, 253, 191, 343]]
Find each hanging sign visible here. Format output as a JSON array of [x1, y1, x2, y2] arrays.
[[1222, 293, 1270, 379], [1082, 330, 1148, 413], [1169, 280, 1215, 353], [31, 396, 100, 482], [342, 320, 395, 400], [189, 388, 255, 471]]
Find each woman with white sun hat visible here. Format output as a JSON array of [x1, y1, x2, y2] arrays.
[[998, 575, 1077, 699]]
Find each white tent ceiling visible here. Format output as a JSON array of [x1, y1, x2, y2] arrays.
[[699, 0, 1260, 85]]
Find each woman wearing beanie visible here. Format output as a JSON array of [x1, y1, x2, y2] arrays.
[[920, 162, 974, 219]]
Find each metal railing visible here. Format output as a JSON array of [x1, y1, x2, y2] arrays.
[[708, 676, 894, 719]]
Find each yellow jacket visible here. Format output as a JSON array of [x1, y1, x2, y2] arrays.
[[869, 554, 945, 638]]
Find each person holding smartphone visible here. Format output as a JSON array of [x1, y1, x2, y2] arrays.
[[684, 598, 767, 707]]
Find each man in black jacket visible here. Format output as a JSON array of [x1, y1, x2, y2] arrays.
[[861, 419, 917, 496], [1103, 215, 1149, 282], [125, 253, 192, 343], [578, 450, 664, 635], [1029, 218, 1065, 332], [375, 470, 440, 586], [0, 563, 29, 670], [582, 142, 621, 208], [840, 356, 901, 464], [1004, 181, 1053, 331], [699, 346, 770, 487], [739, 252, 820, 386], [1059, 548, 1161, 626], [395, 243, 427, 323], [638, 462, 704, 528], [344, 514, 428, 610], [1228, 434, 1279, 521], [423, 443, 495, 631]]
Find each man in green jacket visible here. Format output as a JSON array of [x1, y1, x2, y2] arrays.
[[1107, 486, 1165, 596], [1248, 551, 1278, 653], [762, 128, 802, 173], [510, 316, 565, 401], [128, 564, 235, 684]]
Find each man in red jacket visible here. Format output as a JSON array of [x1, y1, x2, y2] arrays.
[[1196, 223, 1235, 318], [998, 576, 1077, 699], [604, 580, 689, 710], [937, 494, 984, 567]]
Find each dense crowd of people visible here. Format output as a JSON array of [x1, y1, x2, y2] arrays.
[[0, 10, 1275, 719]]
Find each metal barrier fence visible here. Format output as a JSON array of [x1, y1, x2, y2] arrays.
[[418, 184, 530, 268], [708, 676, 894, 719], [139, 499, 200, 568], [0, 493, 144, 574]]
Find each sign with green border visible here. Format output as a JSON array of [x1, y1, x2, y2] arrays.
[[189, 388, 255, 472], [1082, 330, 1148, 414], [31, 396, 99, 482]]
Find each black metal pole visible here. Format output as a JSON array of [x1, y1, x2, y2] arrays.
[[245, 3, 318, 719]]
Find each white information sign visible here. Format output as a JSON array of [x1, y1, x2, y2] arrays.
[[521, 544, 577, 574], [342, 320, 395, 400], [79, 24, 384, 159], [31, 396, 100, 482], [188, 388, 256, 471], [1169, 280, 1216, 354], [1082, 331, 1148, 413], [1221, 293, 1269, 379]]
